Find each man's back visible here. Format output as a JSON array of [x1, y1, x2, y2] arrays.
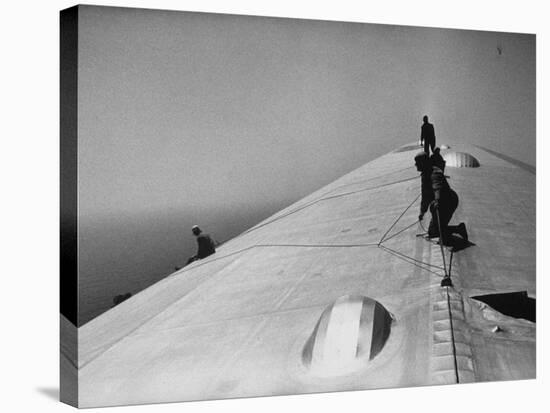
[[421, 122, 435, 141], [431, 165, 451, 196], [196, 233, 216, 259], [421, 117, 436, 154]]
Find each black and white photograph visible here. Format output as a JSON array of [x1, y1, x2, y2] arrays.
[[2, 1, 548, 412], [59, 4, 538, 408]]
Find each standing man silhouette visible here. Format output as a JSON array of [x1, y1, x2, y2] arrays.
[[420, 115, 436, 155]]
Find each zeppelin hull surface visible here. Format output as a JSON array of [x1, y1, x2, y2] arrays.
[[77, 142, 535, 407]]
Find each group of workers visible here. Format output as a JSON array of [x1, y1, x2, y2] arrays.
[[184, 115, 468, 267], [417, 115, 468, 247]]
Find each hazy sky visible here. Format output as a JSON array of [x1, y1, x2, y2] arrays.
[[76, 6, 535, 324]]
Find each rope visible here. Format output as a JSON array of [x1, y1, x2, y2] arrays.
[[177, 242, 380, 275], [434, 201, 458, 383], [378, 245, 446, 275], [375, 190, 443, 272], [321, 176, 419, 202], [378, 221, 419, 243], [445, 285, 460, 383], [258, 243, 380, 248], [236, 174, 419, 240], [323, 165, 416, 193], [378, 192, 422, 244]]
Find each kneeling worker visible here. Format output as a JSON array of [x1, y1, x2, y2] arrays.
[[415, 152, 468, 246], [187, 225, 216, 264]]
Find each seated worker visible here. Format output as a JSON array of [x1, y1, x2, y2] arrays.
[[187, 225, 216, 264], [415, 152, 468, 245]]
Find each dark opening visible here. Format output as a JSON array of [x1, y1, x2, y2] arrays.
[[369, 301, 393, 360], [472, 291, 535, 323]]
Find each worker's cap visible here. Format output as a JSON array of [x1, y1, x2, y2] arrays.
[[192, 225, 200, 230]]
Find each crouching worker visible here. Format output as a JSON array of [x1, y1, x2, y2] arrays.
[[430, 147, 446, 173], [187, 225, 216, 265], [415, 152, 468, 246]]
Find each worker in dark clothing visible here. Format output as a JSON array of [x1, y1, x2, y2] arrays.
[[187, 225, 216, 264], [415, 152, 468, 246], [420, 115, 436, 155], [430, 147, 446, 172]]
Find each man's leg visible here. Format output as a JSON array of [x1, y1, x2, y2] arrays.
[[428, 203, 439, 238], [438, 192, 458, 245]]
